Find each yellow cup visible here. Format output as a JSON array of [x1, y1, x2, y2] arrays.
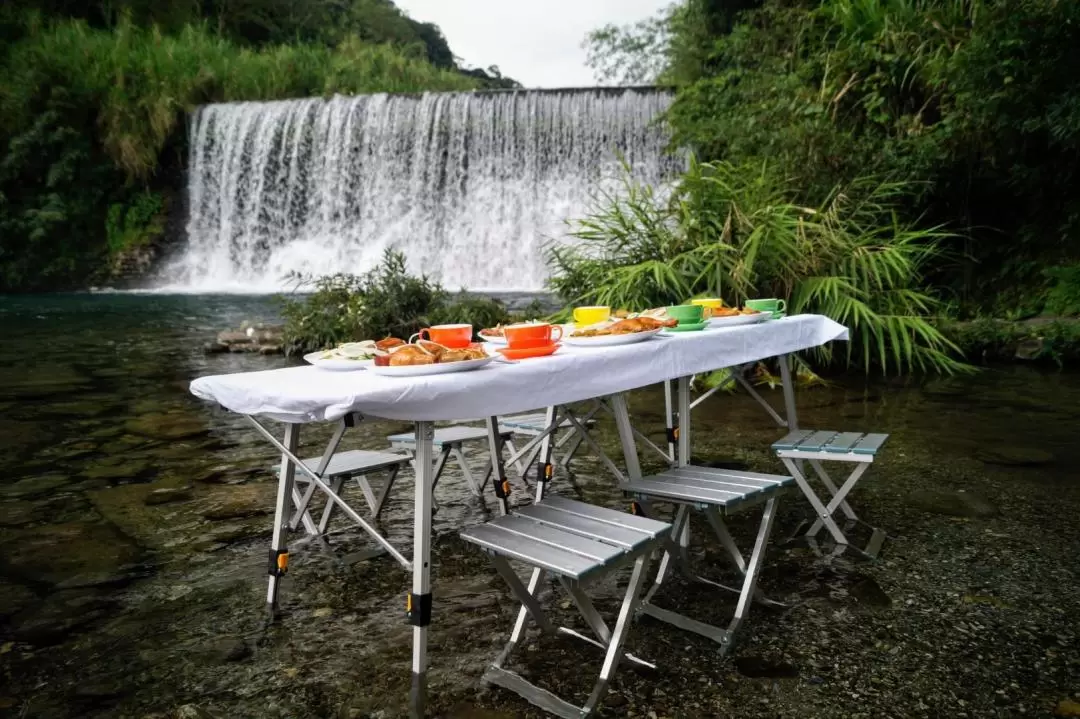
[[690, 298, 724, 310], [573, 305, 611, 327]]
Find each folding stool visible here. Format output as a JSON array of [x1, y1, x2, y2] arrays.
[[288, 449, 413, 536], [460, 495, 670, 718], [773, 429, 890, 557], [387, 425, 515, 498], [620, 466, 792, 653], [497, 412, 597, 474]]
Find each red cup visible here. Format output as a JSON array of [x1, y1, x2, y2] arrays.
[[503, 322, 562, 349], [415, 324, 473, 349]]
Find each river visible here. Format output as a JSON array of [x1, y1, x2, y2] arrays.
[[1, 294, 1077, 718]]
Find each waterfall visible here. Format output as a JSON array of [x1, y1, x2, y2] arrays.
[[161, 88, 675, 293]]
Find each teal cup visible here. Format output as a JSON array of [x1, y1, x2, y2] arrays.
[[745, 298, 786, 318], [665, 304, 704, 325]]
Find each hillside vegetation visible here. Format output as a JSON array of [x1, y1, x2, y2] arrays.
[[0, 0, 515, 291], [584, 0, 1080, 320]]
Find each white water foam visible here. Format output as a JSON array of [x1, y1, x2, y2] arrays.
[[158, 89, 676, 293]]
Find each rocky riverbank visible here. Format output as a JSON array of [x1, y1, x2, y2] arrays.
[[204, 322, 284, 355]]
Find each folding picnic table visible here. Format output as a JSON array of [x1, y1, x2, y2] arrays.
[[189, 314, 848, 718]]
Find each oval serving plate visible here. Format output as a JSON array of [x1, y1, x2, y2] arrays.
[[707, 312, 770, 328], [562, 328, 663, 347], [478, 333, 508, 345], [304, 352, 374, 371], [367, 355, 496, 377]]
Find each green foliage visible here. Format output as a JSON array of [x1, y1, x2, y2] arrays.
[[548, 157, 967, 374], [943, 318, 1080, 366], [0, 10, 477, 290], [105, 190, 164, 254], [1043, 265, 1080, 318], [279, 250, 514, 356], [600, 0, 1080, 311]]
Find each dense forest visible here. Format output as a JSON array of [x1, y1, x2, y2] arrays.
[[0, 0, 517, 292], [583, 0, 1080, 319]]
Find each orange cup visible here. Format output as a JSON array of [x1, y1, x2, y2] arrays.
[[415, 324, 473, 349], [503, 322, 563, 349]]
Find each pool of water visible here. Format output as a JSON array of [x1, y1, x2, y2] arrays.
[[1, 294, 1078, 718]]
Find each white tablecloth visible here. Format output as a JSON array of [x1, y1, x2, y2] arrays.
[[190, 314, 848, 423]]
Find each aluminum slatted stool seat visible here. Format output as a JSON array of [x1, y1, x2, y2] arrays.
[[289, 449, 413, 536], [620, 465, 792, 653], [388, 425, 514, 498], [498, 412, 597, 473], [773, 430, 890, 558], [460, 495, 670, 719]]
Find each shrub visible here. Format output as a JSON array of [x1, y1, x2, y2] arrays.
[[549, 157, 968, 374], [279, 249, 515, 356]]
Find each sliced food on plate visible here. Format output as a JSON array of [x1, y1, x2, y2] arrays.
[[304, 340, 381, 370], [564, 316, 675, 347], [368, 337, 495, 376]]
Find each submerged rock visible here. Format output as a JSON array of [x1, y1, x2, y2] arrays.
[[0, 579, 37, 619], [850, 575, 892, 607], [125, 412, 207, 441], [10, 590, 118, 645], [3, 520, 143, 586], [734, 656, 799, 678], [144, 485, 195, 506], [975, 447, 1054, 467], [200, 484, 272, 521], [907, 488, 999, 518], [0, 474, 71, 499], [0, 500, 44, 526]]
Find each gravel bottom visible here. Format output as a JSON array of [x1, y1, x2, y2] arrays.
[[2, 371, 1079, 718]]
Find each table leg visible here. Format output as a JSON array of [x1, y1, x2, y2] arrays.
[[266, 422, 300, 620], [664, 381, 676, 465], [778, 353, 799, 430], [535, 406, 558, 502], [608, 394, 642, 482], [409, 420, 435, 718], [676, 377, 691, 469], [485, 417, 510, 515]]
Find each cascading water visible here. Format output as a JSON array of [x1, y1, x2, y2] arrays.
[[161, 88, 676, 293]]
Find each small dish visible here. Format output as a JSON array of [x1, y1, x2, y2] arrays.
[[664, 321, 710, 333], [497, 343, 560, 360]]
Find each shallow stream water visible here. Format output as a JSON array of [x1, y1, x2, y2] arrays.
[[1, 295, 1077, 718]]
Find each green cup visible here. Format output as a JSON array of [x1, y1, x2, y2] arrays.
[[745, 298, 787, 318], [666, 304, 705, 325]]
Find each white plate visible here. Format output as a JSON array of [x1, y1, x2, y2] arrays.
[[562, 328, 663, 347], [304, 352, 374, 371], [367, 356, 496, 377], [478, 333, 508, 345], [707, 312, 770, 328]]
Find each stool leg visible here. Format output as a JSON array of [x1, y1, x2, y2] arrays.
[[452, 444, 482, 497], [704, 506, 748, 574], [781, 457, 848, 545], [722, 496, 778, 655], [807, 462, 869, 537], [317, 476, 345, 534], [808, 459, 859, 523], [582, 553, 652, 715], [370, 465, 400, 520]]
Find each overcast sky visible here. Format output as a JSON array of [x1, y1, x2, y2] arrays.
[[394, 0, 670, 88]]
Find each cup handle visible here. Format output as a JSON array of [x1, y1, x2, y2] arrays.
[[550, 325, 563, 343], [777, 300, 787, 312], [409, 331, 428, 344]]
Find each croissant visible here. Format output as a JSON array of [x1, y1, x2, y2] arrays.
[[389, 346, 437, 366], [376, 337, 406, 351]]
